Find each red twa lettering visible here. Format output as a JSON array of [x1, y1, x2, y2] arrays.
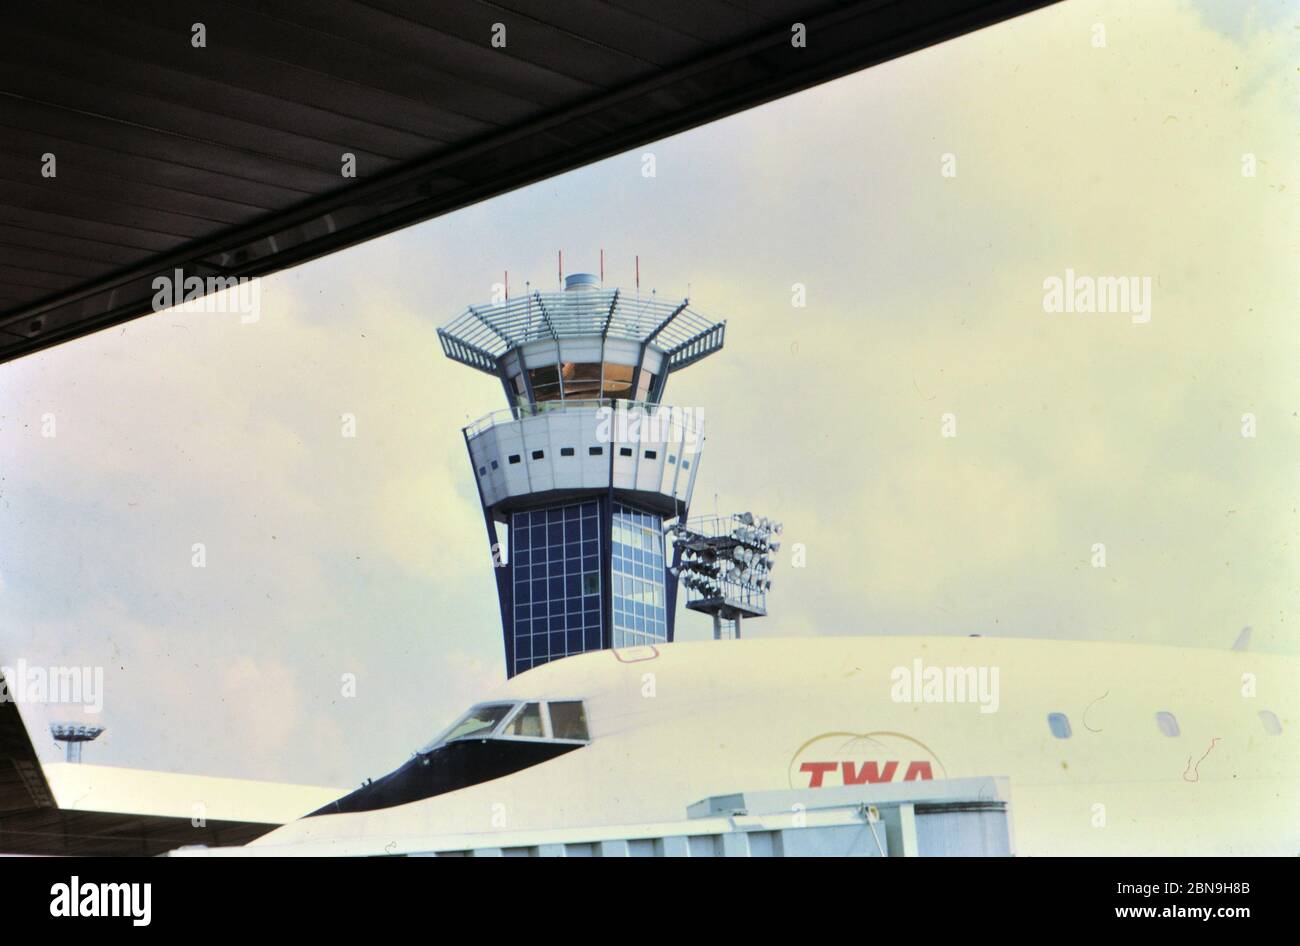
[[904, 761, 933, 781], [841, 761, 897, 784], [800, 759, 935, 786], [799, 761, 838, 787]]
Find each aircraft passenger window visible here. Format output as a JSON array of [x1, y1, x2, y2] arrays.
[[505, 702, 544, 738], [1155, 711, 1180, 737], [548, 701, 590, 741], [1047, 712, 1072, 739], [1259, 710, 1283, 735]]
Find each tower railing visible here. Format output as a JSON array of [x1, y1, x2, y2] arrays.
[[463, 398, 704, 438]]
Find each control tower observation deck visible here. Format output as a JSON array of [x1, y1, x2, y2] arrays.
[[438, 272, 726, 677]]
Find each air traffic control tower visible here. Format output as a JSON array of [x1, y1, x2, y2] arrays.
[[439, 272, 727, 676]]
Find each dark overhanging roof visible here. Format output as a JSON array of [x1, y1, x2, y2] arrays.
[[0, 670, 55, 815], [0, 0, 1059, 365]]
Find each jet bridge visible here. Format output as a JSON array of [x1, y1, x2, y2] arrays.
[[170, 776, 1013, 857]]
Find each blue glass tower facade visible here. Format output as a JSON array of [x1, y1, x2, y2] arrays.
[[510, 502, 603, 674], [611, 504, 668, 647], [506, 500, 669, 673]]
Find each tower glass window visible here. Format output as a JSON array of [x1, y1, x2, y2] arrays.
[[561, 362, 603, 398], [510, 501, 602, 673], [611, 503, 668, 647], [528, 364, 562, 402], [602, 363, 634, 398], [518, 360, 656, 404]]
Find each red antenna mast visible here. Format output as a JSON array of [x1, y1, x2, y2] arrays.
[[558, 250, 563, 287], [504, 270, 509, 300], [635, 255, 640, 291], [599, 248, 604, 282]]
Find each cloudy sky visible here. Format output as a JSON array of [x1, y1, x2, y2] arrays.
[[1, 0, 1296, 788]]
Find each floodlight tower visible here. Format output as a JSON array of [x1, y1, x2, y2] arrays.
[[669, 512, 782, 639], [439, 271, 726, 677], [50, 723, 104, 763]]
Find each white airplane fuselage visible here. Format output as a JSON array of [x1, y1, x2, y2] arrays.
[[252, 636, 1299, 855]]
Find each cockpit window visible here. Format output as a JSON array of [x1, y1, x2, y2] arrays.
[[505, 702, 544, 737], [436, 702, 515, 745], [420, 699, 591, 753], [549, 701, 590, 741], [317, 699, 592, 817]]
